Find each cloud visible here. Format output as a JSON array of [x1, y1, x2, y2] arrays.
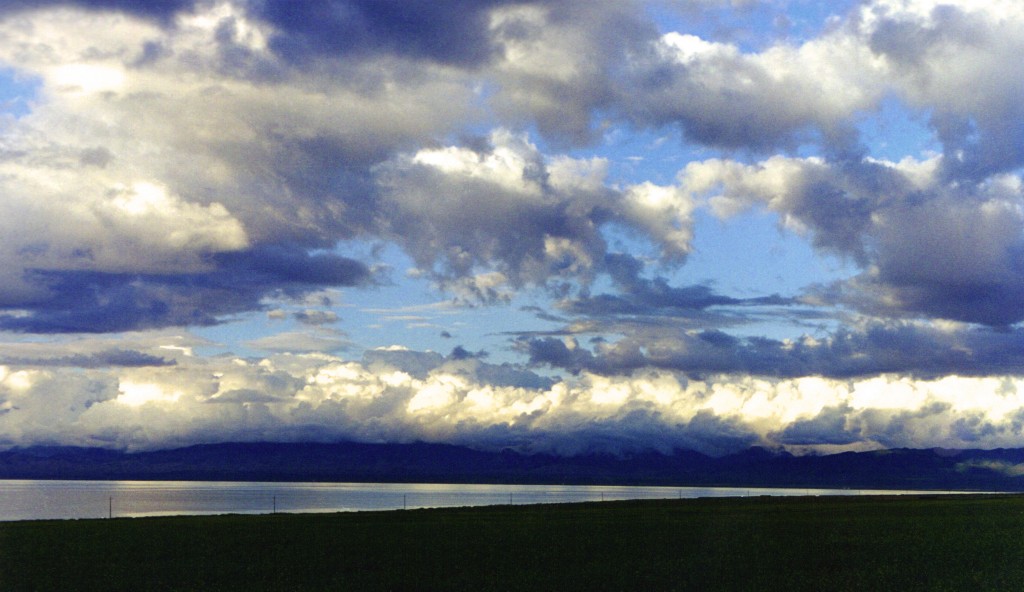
[[292, 310, 340, 326], [2, 0, 1024, 459], [0, 2, 463, 331], [681, 153, 1024, 326], [485, 1, 656, 145], [3, 349, 1024, 454], [253, 0, 519, 67], [620, 27, 884, 151], [518, 321, 1024, 380], [563, 253, 789, 318], [0, 0, 197, 22], [0, 246, 370, 333], [864, 0, 1024, 180], [245, 329, 353, 354], [375, 129, 696, 294], [2, 0, 1020, 334], [956, 459, 1024, 478], [1, 348, 175, 368], [610, 0, 1024, 168], [0, 2, 691, 329], [656, 1, 1024, 328]]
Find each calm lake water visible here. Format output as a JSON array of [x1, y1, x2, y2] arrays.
[[0, 480, 960, 522]]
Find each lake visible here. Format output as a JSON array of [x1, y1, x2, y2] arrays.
[[0, 480, 963, 521]]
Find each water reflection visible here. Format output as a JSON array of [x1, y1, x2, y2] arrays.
[[0, 479, 969, 522]]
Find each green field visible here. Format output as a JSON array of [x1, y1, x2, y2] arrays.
[[2, 494, 1023, 591]]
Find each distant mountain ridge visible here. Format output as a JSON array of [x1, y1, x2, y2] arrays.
[[3, 441, 1024, 491]]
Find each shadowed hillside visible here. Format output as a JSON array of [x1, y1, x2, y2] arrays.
[[3, 442, 1024, 491]]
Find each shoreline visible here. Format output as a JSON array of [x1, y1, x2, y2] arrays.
[[0, 478, 997, 523]]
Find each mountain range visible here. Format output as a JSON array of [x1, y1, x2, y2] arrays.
[[3, 442, 1024, 491]]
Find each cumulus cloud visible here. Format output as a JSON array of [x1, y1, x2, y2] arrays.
[[621, 27, 885, 151], [2, 0, 1024, 458], [0, 1, 699, 330], [2, 0, 1021, 333], [863, 0, 1024, 179], [375, 129, 697, 293], [487, 0, 654, 144], [680, 152, 1024, 326], [0, 2, 459, 331], [3, 349, 1024, 454]]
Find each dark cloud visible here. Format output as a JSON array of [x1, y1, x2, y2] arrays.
[[517, 336, 601, 376], [215, 246, 371, 287], [470, 361, 553, 390], [511, 409, 760, 457], [775, 405, 861, 446], [825, 273, 1024, 329], [362, 348, 445, 379], [619, 38, 864, 152], [374, 130, 618, 290], [487, 1, 655, 145], [292, 310, 339, 326], [252, 0, 521, 67], [795, 162, 1024, 326], [0, 0, 196, 21], [448, 345, 478, 360], [688, 152, 1024, 326], [0, 247, 370, 333], [362, 345, 554, 390], [2, 349, 175, 368], [436, 406, 760, 457], [564, 253, 791, 319], [520, 322, 1024, 379], [867, 4, 1024, 181]]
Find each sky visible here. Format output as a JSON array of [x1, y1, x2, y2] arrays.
[[2, 0, 1024, 456]]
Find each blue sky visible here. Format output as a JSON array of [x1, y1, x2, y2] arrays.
[[1, 0, 1024, 457]]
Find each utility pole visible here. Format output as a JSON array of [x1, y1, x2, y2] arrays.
[[108, 497, 112, 519]]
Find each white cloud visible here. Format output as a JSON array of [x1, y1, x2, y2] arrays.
[[376, 128, 699, 291], [245, 329, 351, 354], [0, 2, 475, 307], [2, 0, 1024, 458], [3, 348, 1024, 454], [678, 151, 1024, 324], [621, 22, 887, 150]]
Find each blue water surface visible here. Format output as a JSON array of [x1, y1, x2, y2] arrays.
[[0, 480, 970, 521]]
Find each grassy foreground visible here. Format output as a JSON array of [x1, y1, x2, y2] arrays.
[[2, 494, 1024, 591]]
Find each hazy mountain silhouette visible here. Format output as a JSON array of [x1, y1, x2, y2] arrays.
[[3, 442, 1024, 491]]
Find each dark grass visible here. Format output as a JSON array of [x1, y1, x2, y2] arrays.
[[3, 494, 1024, 591]]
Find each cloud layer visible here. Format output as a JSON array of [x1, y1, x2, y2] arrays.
[[4, 346, 1024, 456], [2, 0, 1022, 331], [1, 0, 1024, 454]]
